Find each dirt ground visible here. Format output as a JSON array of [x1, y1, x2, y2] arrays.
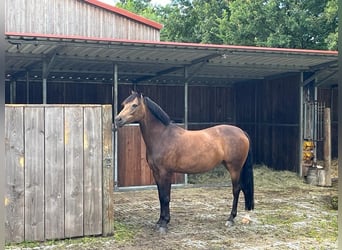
[[7, 164, 338, 250]]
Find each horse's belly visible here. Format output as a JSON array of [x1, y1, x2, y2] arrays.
[[171, 149, 223, 174]]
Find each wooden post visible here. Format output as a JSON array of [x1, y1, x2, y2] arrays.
[[299, 72, 304, 176], [102, 105, 114, 236], [26, 71, 30, 104], [184, 66, 188, 185], [318, 107, 332, 186], [10, 80, 16, 104], [113, 63, 119, 190]]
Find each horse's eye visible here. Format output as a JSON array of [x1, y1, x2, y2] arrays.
[[132, 104, 138, 108]]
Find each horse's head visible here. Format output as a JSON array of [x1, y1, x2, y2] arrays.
[[115, 91, 145, 127]]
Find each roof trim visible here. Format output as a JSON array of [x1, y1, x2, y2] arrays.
[[6, 32, 338, 57], [84, 0, 163, 30]]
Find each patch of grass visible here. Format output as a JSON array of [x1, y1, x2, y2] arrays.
[[6, 241, 39, 249], [6, 236, 115, 249], [305, 214, 338, 242], [260, 211, 305, 226], [330, 195, 338, 210], [114, 221, 137, 243]]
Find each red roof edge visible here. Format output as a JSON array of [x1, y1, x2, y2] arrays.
[[5, 32, 338, 57], [84, 0, 163, 30]]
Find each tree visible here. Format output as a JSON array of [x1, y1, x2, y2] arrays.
[[116, 0, 163, 23], [157, 0, 198, 42], [116, 0, 338, 50], [323, 0, 338, 50], [222, 0, 337, 49]]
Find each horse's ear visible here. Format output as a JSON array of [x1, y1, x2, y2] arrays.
[[131, 90, 137, 95]]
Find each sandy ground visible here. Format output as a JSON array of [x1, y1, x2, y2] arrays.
[[6, 165, 338, 250]]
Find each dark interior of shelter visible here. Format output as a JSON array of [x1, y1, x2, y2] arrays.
[[5, 72, 338, 173]]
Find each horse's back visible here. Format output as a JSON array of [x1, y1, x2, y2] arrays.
[[205, 124, 250, 164], [203, 124, 248, 142]]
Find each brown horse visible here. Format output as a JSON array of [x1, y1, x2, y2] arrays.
[[115, 91, 254, 233]]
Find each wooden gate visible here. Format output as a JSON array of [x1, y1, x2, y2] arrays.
[[117, 124, 184, 187], [5, 105, 114, 243]]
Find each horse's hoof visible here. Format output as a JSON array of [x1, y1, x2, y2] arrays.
[[158, 226, 168, 234], [225, 220, 234, 227]]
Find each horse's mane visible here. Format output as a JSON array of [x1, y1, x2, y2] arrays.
[[144, 97, 171, 126]]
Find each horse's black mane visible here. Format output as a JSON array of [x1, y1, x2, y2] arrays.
[[144, 96, 171, 126]]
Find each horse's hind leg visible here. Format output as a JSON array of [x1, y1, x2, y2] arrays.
[[223, 163, 241, 227], [226, 177, 241, 226]]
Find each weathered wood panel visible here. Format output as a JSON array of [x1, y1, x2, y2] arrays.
[[5, 105, 113, 243], [102, 105, 114, 236], [64, 107, 84, 238], [24, 107, 45, 241], [83, 107, 102, 235], [45, 107, 65, 240], [118, 125, 148, 187], [5, 0, 160, 41], [5, 107, 25, 243]]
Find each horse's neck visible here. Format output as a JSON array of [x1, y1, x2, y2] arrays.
[[139, 111, 167, 150]]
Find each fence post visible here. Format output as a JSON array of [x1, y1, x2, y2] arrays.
[[102, 105, 114, 236]]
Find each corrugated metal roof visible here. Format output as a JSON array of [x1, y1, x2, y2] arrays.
[[5, 33, 338, 87]]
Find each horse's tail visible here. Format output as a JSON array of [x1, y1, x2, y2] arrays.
[[240, 133, 254, 211]]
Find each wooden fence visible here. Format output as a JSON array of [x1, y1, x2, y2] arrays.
[[5, 105, 114, 243]]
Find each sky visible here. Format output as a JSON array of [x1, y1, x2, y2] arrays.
[[99, 0, 171, 6]]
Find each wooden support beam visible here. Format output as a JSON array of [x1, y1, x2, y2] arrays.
[[318, 108, 332, 186], [113, 63, 119, 190], [10, 80, 16, 104], [323, 107, 331, 182]]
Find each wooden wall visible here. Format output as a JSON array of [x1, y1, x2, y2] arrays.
[[5, 105, 114, 243], [235, 75, 301, 172], [5, 0, 160, 41]]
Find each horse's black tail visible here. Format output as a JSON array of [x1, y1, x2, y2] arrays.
[[240, 134, 254, 211]]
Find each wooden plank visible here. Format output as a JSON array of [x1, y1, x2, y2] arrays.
[[102, 105, 114, 236], [5, 106, 25, 243], [140, 133, 154, 185], [83, 107, 102, 235], [118, 126, 143, 186], [64, 107, 84, 238], [44, 107, 65, 239], [320, 107, 332, 186], [24, 107, 45, 241]]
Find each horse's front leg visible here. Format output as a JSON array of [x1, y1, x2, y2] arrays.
[[153, 170, 172, 233]]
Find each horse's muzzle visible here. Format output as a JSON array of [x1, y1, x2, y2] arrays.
[[114, 116, 125, 128]]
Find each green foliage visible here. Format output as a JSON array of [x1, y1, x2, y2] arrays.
[[114, 221, 136, 242], [225, 0, 336, 49], [116, 0, 338, 50]]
